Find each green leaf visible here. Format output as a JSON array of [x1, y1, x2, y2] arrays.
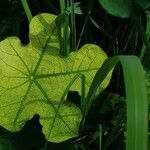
[[145, 70, 150, 107], [82, 56, 148, 150], [119, 56, 148, 150], [0, 13, 111, 143], [98, 0, 150, 18], [98, 0, 131, 18]]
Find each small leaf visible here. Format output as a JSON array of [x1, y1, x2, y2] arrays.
[[0, 13, 111, 142]]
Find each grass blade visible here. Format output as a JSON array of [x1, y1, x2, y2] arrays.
[[77, 0, 93, 49], [21, 0, 32, 22], [134, 15, 150, 60], [59, 0, 70, 56], [98, 124, 102, 150], [140, 11, 150, 60], [119, 56, 148, 150], [82, 56, 148, 150], [82, 57, 118, 116], [70, 0, 77, 51]]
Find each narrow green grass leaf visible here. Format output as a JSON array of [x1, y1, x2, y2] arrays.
[[98, 124, 102, 150], [135, 19, 150, 60], [59, 0, 65, 13], [70, 0, 77, 51], [119, 56, 148, 150], [21, 0, 32, 22], [140, 11, 150, 60], [82, 57, 117, 115], [89, 17, 111, 38], [82, 56, 148, 150], [59, 0, 70, 56], [77, 0, 93, 50]]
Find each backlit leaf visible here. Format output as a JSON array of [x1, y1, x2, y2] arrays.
[[0, 13, 111, 142]]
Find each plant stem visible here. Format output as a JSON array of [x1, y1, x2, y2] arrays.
[[21, 0, 32, 22], [60, 0, 65, 13], [64, 0, 70, 56], [59, 0, 70, 56], [70, 0, 76, 51]]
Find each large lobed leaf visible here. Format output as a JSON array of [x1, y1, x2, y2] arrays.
[[0, 13, 111, 142]]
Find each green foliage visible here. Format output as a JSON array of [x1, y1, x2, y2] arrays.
[[0, 13, 111, 143], [120, 56, 148, 150], [20, 0, 32, 22], [99, 0, 131, 18], [99, 0, 150, 18], [83, 56, 148, 150]]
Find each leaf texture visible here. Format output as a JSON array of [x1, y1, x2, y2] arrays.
[[0, 13, 111, 142]]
